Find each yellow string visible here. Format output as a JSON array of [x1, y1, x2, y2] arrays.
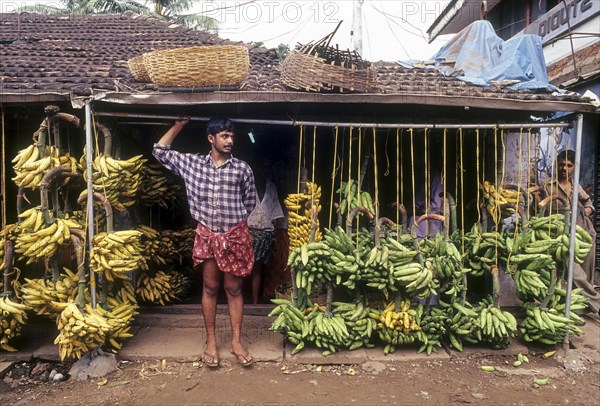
[[476, 128, 481, 224], [396, 127, 401, 234], [514, 128, 524, 242], [1, 107, 6, 239], [356, 127, 362, 237], [400, 129, 404, 203], [328, 126, 339, 229], [373, 128, 379, 222], [296, 125, 303, 194], [311, 126, 317, 212], [494, 126, 498, 228], [410, 128, 416, 233], [443, 128, 447, 226], [459, 128, 465, 255], [424, 128, 429, 217], [383, 130, 390, 177], [347, 126, 353, 217], [527, 128, 532, 216]]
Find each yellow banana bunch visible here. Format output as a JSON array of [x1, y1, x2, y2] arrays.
[[0, 296, 29, 352], [12, 145, 78, 189], [136, 270, 180, 305], [90, 230, 146, 282], [55, 302, 112, 360], [137, 226, 178, 266], [481, 181, 522, 224], [139, 163, 183, 208], [84, 295, 138, 351], [371, 299, 421, 334], [0, 224, 18, 269], [161, 228, 195, 258], [81, 154, 146, 212], [20, 268, 79, 317], [15, 218, 81, 263], [285, 182, 323, 253]]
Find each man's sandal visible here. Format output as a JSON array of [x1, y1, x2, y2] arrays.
[[202, 351, 219, 368], [230, 349, 253, 367]]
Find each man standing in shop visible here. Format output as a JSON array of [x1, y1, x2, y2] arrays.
[[153, 117, 257, 367], [542, 149, 599, 315]]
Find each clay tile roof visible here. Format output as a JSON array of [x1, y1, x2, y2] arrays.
[[0, 12, 594, 108]]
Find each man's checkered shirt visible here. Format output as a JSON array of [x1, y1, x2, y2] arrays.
[[153, 144, 257, 232]]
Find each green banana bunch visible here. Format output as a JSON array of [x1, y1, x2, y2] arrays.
[[421, 234, 465, 297], [549, 285, 589, 322], [461, 225, 509, 277], [332, 301, 376, 351], [439, 299, 480, 352], [337, 180, 375, 216], [417, 307, 449, 355], [269, 298, 310, 355], [520, 303, 582, 345], [476, 297, 517, 349], [288, 241, 333, 295], [508, 253, 556, 302], [527, 215, 593, 264]]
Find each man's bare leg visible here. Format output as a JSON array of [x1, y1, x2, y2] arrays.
[[202, 259, 221, 365], [224, 272, 253, 365]]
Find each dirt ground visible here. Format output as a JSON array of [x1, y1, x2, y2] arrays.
[[1, 350, 599, 406]]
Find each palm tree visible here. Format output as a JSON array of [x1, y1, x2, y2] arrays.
[[17, 0, 218, 32]]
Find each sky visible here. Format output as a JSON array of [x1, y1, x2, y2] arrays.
[[202, 0, 453, 61], [1, 0, 453, 61]]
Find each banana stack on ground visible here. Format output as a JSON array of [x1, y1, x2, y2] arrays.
[[269, 299, 308, 355], [520, 302, 582, 345], [81, 154, 146, 212], [20, 268, 79, 317], [15, 217, 82, 264], [550, 285, 588, 324], [371, 299, 423, 355], [55, 302, 112, 360], [333, 301, 377, 351], [417, 307, 449, 355], [139, 163, 183, 208], [476, 297, 517, 349], [84, 297, 138, 351], [285, 182, 323, 252], [337, 179, 375, 217], [526, 215, 592, 264], [90, 230, 146, 282], [481, 181, 521, 224], [13, 145, 78, 189], [0, 224, 18, 269], [461, 225, 509, 277], [439, 299, 481, 351], [136, 270, 182, 305], [307, 308, 350, 356], [0, 296, 29, 351], [421, 234, 465, 297]]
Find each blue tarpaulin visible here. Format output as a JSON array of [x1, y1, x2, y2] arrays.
[[417, 20, 556, 90]]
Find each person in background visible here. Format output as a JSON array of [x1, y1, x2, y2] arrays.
[[248, 154, 284, 304], [542, 149, 599, 315], [153, 117, 257, 367]]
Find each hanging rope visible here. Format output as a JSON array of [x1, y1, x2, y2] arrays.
[[409, 128, 416, 234], [476, 127, 481, 224], [356, 127, 362, 235], [459, 128, 465, 256], [527, 128, 532, 216], [396, 127, 401, 235], [383, 129, 391, 177], [424, 128, 430, 217], [1, 107, 7, 237], [372, 128, 379, 222], [443, 127, 447, 226], [513, 127, 525, 243], [297, 125, 303, 194], [328, 126, 339, 229], [347, 126, 353, 218]]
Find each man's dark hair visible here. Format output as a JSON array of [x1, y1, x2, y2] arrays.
[[558, 149, 576, 164], [207, 118, 235, 136]]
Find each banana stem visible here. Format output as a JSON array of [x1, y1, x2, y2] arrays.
[[345, 206, 373, 236], [70, 234, 86, 309], [541, 265, 558, 309], [50, 253, 60, 282], [16, 187, 25, 217], [460, 273, 468, 304], [325, 282, 333, 315], [290, 267, 299, 308], [397, 204, 408, 235], [95, 122, 113, 157], [2, 240, 14, 295], [77, 191, 114, 233], [394, 294, 402, 312], [447, 194, 458, 234], [491, 266, 501, 309]]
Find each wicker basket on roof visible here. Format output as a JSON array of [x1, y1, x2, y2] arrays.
[[127, 55, 151, 82], [281, 22, 377, 93], [141, 45, 250, 87]]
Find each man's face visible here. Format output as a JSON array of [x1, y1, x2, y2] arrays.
[[557, 158, 574, 180], [209, 131, 234, 155]]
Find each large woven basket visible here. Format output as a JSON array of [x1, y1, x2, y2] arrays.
[[281, 23, 377, 93], [142, 45, 249, 87], [127, 55, 151, 82]]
